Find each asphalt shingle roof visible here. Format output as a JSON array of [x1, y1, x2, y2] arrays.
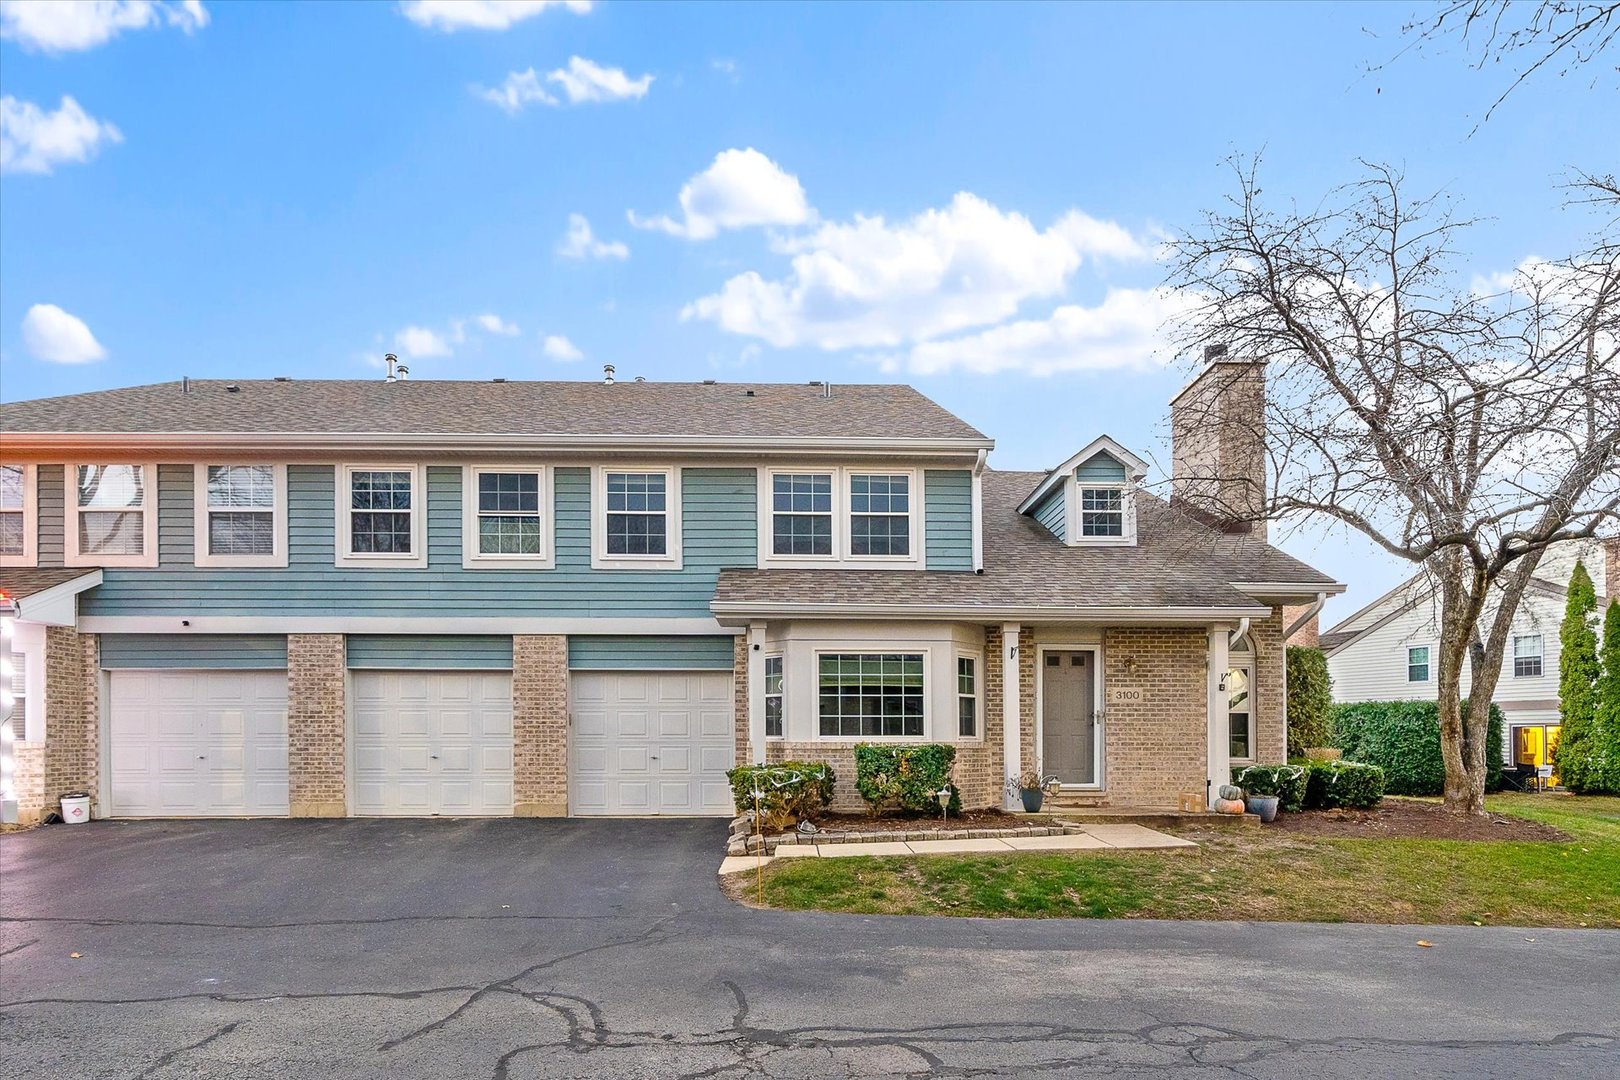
[[714, 469, 1338, 616], [0, 379, 989, 442], [0, 567, 100, 602]]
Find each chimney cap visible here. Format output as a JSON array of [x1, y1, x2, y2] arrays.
[[1204, 344, 1229, 362]]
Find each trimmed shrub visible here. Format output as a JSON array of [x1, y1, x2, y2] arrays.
[[1285, 646, 1334, 759], [1303, 759, 1385, 809], [853, 743, 959, 816], [1231, 763, 1307, 813], [726, 761, 835, 831], [1331, 699, 1504, 795]]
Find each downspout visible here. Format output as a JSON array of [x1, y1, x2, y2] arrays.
[[1227, 617, 1251, 652], [971, 449, 988, 573], [1284, 592, 1328, 641]]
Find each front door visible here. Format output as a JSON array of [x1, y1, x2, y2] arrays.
[[1042, 651, 1098, 786]]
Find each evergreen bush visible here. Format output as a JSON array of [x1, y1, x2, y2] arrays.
[[852, 743, 959, 816], [1285, 646, 1334, 758], [1554, 561, 1613, 793], [1332, 699, 1504, 795], [726, 761, 836, 831], [1302, 759, 1385, 809], [1231, 763, 1307, 812]]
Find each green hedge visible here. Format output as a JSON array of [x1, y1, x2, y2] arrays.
[[726, 761, 835, 831], [1302, 759, 1385, 809], [1285, 646, 1334, 758], [1231, 763, 1308, 812], [1331, 699, 1504, 795], [853, 743, 959, 816]]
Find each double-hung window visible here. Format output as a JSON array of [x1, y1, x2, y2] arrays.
[[818, 653, 924, 738], [67, 464, 157, 567], [339, 465, 425, 567], [1079, 487, 1125, 537], [771, 473, 833, 556], [195, 464, 285, 567], [1407, 646, 1430, 682], [0, 463, 34, 565], [957, 656, 978, 738], [849, 473, 910, 557], [593, 468, 681, 569], [464, 467, 550, 568], [764, 655, 784, 739], [1512, 635, 1543, 678]]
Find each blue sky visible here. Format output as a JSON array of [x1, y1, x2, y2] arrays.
[[1, 0, 1611, 621]]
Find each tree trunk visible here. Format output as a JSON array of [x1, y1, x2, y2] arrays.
[[1437, 565, 1489, 815]]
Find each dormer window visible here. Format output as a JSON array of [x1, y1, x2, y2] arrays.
[[1079, 487, 1125, 537], [1015, 436, 1147, 549]]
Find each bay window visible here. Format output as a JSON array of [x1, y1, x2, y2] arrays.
[[764, 655, 784, 739], [818, 653, 924, 738]]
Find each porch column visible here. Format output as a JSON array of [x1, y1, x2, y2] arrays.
[[1206, 627, 1231, 809], [747, 621, 766, 764], [1002, 622, 1021, 809]]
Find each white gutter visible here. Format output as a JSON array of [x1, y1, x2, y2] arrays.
[[1231, 581, 1347, 598], [712, 602, 1272, 624], [970, 448, 988, 573], [1284, 591, 1329, 640], [1228, 617, 1252, 652]]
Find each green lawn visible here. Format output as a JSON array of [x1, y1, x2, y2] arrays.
[[736, 794, 1620, 927]]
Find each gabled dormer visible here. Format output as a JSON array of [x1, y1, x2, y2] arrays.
[[1016, 435, 1148, 547]]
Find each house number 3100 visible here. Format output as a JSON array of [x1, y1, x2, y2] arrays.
[[1110, 688, 1143, 703]]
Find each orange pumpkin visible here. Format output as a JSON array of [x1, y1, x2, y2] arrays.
[[1215, 797, 1247, 815]]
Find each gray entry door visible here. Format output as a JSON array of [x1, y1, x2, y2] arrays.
[[1042, 651, 1097, 785]]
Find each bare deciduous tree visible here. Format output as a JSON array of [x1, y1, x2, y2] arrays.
[[1167, 159, 1620, 815]]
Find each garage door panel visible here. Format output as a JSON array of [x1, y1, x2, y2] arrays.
[[351, 671, 513, 816], [110, 670, 289, 817], [570, 669, 733, 817]]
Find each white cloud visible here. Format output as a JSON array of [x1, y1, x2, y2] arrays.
[[629, 148, 812, 240], [893, 287, 1191, 376], [682, 192, 1151, 349], [542, 334, 583, 362], [0, 95, 123, 175], [478, 57, 652, 113], [557, 213, 629, 260], [399, 0, 588, 32], [476, 313, 520, 335], [0, 0, 206, 53], [394, 325, 453, 359], [21, 303, 106, 364]]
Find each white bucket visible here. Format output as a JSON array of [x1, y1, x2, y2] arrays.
[[59, 793, 91, 825]]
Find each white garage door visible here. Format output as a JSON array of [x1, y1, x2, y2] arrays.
[[352, 670, 513, 816], [109, 670, 290, 817], [570, 670, 734, 816]]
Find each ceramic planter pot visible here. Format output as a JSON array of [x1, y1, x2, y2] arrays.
[[1245, 794, 1280, 823], [1020, 788, 1044, 813]]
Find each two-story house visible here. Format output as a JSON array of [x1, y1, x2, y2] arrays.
[[0, 357, 1339, 824], [1323, 538, 1618, 781]]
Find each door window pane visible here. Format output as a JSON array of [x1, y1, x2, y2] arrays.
[[1227, 665, 1252, 759]]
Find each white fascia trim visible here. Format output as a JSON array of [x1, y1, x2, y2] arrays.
[[591, 465, 683, 571], [1015, 435, 1150, 516], [1231, 581, 1347, 599], [712, 602, 1273, 624], [79, 615, 738, 635], [63, 462, 160, 568], [335, 463, 429, 569], [462, 464, 556, 570], [8, 432, 996, 457], [0, 463, 39, 567], [14, 570, 102, 627], [192, 464, 289, 569]]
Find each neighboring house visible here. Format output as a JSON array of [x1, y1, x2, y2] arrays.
[[0, 358, 1338, 823], [1323, 538, 1618, 778]]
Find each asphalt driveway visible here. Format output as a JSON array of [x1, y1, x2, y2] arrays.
[[2, 818, 1617, 1078]]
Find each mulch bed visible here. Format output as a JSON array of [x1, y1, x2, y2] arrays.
[[804, 809, 1046, 836], [1269, 797, 1568, 841]]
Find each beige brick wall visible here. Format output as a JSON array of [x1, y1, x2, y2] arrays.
[[513, 634, 568, 817], [1281, 605, 1319, 648], [286, 633, 346, 817], [1252, 607, 1287, 764], [733, 635, 750, 767], [1100, 627, 1207, 808], [13, 742, 45, 823], [41, 627, 98, 818]]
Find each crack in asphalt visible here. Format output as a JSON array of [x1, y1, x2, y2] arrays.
[[0, 937, 39, 958], [0, 912, 627, 930], [132, 1021, 242, 1080]]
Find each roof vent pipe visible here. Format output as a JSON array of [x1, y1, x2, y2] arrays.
[[384, 353, 398, 382], [396, 363, 409, 381], [603, 364, 616, 385], [822, 381, 832, 399], [181, 376, 190, 394]]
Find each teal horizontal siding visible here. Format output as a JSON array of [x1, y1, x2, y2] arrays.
[[924, 469, 973, 571], [1075, 452, 1127, 483], [347, 635, 513, 669], [80, 465, 759, 619], [568, 635, 735, 670], [1033, 487, 1066, 540], [100, 633, 288, 669]]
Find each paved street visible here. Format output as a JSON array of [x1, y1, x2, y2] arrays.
[[2, 818, 1616, 1078]]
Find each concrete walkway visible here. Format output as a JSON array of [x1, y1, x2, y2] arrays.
[[719, 821, 1194, 874]]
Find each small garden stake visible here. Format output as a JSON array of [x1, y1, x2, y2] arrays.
[[751, 785, 767, 902]]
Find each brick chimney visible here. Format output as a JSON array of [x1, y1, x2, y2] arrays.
[[1170, 346, 1267, 538]]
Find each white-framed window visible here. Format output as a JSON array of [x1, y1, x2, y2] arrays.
[[65, 463, 159, 568], [1079, 487, 1125, 537], [193, 464, 287, 568], [1, 616, 27, 743], [1512, 634, 1543, 678], [957, 654, 979, 738], [0, 463, 37, 566], [591, 467, 682, 569], [771, 472, 834, 557], [764, 654, 784, 739], [463, 466, 553, 569], [1407, 645, 1431, 683], [848, 472, 912, 558], [1064, 476, 1137, 547], [336, 464, 427, 568], [817, 652, 925, 738], [1226, 661, 1253, 760]]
